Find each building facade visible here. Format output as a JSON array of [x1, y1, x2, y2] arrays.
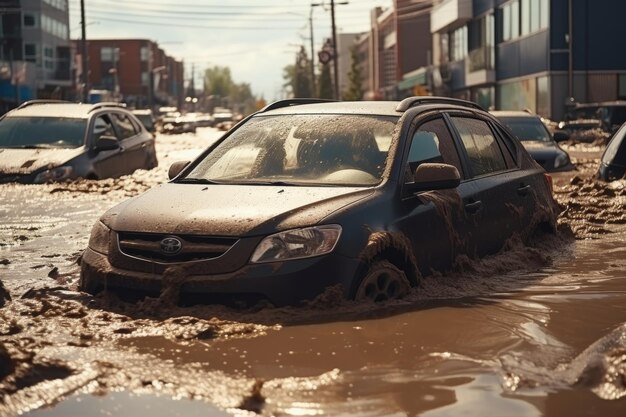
[[430, 0, 626, 120], [74, 39, 184, 109], [1, 0, 71, 112]]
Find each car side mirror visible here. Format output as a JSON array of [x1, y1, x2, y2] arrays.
[[553, 130, 570, 142], [407, 163, 461, 193], [168, 160, 190, 180], [94, 136, 120, 151]]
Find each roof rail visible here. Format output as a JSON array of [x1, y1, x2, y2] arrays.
[[260, 98, 338, 113], [396, 96, 484, 112], [16, 99, 71, 110], [88, 102, 127, 113]]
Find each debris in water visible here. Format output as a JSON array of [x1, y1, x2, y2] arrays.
[[238, 379, 265, 413]]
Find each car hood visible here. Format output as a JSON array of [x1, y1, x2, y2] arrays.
[[101, 183, 375, 237], [0, 147, 83, 174]]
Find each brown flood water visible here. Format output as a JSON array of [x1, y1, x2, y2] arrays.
[[1, 134, 626, 416]]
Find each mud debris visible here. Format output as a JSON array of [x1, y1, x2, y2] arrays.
[[237, 379, 266, 413], [0, 259, 10, 266], [0, 280, 10, 307]]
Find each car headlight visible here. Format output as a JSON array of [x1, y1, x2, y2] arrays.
[[250, 225, 342, 263], [33, 166, 74, 183], [554, 151, 570, 168], [88, 221, 112, 255]]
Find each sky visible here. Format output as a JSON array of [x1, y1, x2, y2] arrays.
[[68, 0, 393, 101]]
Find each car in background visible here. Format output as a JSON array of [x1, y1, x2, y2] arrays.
[[80, 97, 558, 306], [492, 110, 574, 172], [160, 114, 197, 134], [560, 101, 626, 135], [131, 109, 157, 136], [597, 122, 626, 181], [212, 107, 233, 124], [0, 100, 158, 183]]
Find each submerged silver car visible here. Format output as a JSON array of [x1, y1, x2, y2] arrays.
[[0, 100, 158, 183]]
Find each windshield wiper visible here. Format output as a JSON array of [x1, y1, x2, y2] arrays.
[[176, 177, 220, 184], [14, 144, 58, 149], [237, 180, 303, 186]]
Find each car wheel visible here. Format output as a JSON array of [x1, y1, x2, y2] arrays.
[[354, 260, 410, 302], [78, 273, 101, 295]]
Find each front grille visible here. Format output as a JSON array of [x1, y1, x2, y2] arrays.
[[118, 232, 238, 263]]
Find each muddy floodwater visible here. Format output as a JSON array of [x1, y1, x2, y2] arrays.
[[1, 130, 626, 416]]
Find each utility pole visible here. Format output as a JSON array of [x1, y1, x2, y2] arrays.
[[309, 6, 317, 95], [330, 0, 339, 100], [80, 0, 88, 102]]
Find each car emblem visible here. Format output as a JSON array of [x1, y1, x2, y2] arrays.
[[160, 236, 183, 255]]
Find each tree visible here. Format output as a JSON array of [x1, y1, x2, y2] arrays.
[[283, 46, 313, 98], [343, 46, 364, 101], [204, 66, 234, 98], [318, 63, 332, 99]]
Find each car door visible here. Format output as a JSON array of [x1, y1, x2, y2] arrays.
[[89, 113, 125, 179], [447, 114, 534, 257], [394, 114, 476, 274], [110, 112, 146, 174]]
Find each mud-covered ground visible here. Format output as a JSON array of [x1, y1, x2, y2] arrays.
[[1, 129, 626, 416]]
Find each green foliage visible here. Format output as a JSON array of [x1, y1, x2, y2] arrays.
[[318, 63, 332, 99], [343, 46, 364, 101], [283, 46, 313, 98], [203, 66, 256, 114]]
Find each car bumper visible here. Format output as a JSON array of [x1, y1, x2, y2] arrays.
[[80, 247, 362, 306]]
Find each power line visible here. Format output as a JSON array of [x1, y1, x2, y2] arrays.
[[85, 16, 303, 30]]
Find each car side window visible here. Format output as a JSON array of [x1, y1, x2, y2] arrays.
[[93, 115, 117, 140], [112, 113, 138, 140], [406, 118, 463, 182], [451, 117, 507, 177], [491, 123, 518, 168]]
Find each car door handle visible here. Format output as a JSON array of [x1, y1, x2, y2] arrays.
[[517, 184, 532, 196], [464, 200, 483, 214]]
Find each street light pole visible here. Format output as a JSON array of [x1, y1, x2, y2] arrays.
[[330, 0, 339, 100], [80, 0, 88, 102], [309, 5, 318, 95]]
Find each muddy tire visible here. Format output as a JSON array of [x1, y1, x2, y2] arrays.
[[354, 260, 410, 302], [78, 273, 101, 295]]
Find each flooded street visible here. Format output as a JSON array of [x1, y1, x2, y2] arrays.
[[1, 130, 626, 416]]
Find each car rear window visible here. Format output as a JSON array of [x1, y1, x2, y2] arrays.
[[185, 114, 398, 186], [0, 117, 87, 148]]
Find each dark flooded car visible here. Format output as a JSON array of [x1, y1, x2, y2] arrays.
[[0, 101, 158, 183], [597, 122, 626, 181], [492, 110, 574, 172], [80, 97, 558, 306]]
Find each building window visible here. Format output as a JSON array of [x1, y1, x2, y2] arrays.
[[521, 0, 548, 36], [101, 47, 114, 62], [24, 43, 39, 64], [140, 46, 150, 62], [141, 72, 150, 87], [449, 26, 467, 62], [619, 74, 626, 99], [501, 0, 519, 42], [23, 13, 37, 27]]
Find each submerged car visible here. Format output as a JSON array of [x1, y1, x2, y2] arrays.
[[492, 110, 574, 172], [560, 101, 626, 135], [0, 100, 158, 183], [80, 97, 558, 306], [597, 122, 626, 181]]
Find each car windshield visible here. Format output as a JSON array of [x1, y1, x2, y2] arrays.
[[184, 114, 398, 186], [500, 117, 552, 142], [0, 116, 87, 148]]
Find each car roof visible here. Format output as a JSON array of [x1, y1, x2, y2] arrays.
[[256, 97, 487, 118], [574, 100, 626, 108], [5, 102, 127, 119], [260, 101, 404, 117], [490, 110, 539, 119]]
